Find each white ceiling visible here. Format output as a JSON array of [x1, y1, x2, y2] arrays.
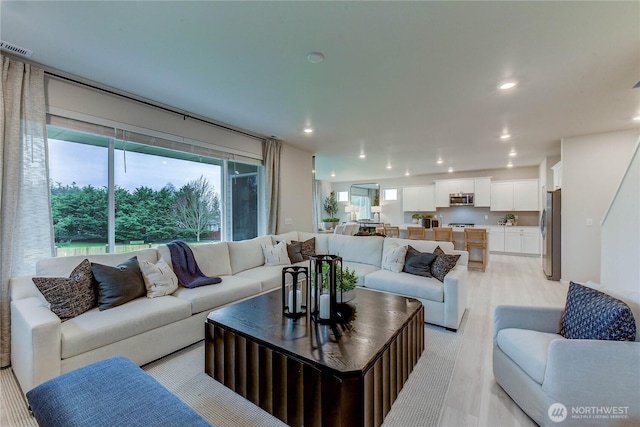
[[2, 1, 639, 182]]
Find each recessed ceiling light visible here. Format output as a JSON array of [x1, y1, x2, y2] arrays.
[[633, 115, 640, 121], [509, 151, 517, 157], [498, 81, 517, 90], [507, 162, 514, 168], [306, 52, 325, 63], [448, 166, 453, 173], [386, 164, 392, 169], [500, 133, 511, 140], [359, 153, 366, 159], [437, 159, 443, 164], [331, 172, 335, 177], [405, 171, 410, 176], [303, 128, 313, 134]]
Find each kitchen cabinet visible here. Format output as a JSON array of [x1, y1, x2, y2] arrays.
[[402, 185, 435, 212], [434, 179, 475, 207], [487, 226, 505, 252], [490, 179, 539, 211], [552, 161, 562, 190], [505, 227, 540, 255], [474, 177, 491, 207]]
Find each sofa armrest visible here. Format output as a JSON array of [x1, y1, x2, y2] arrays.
[[493, 305, 563, 342], [442, 266, 468, 329], [542, 340, 640, 411], [9, 275, 43, 301], [11, 297, 62, 393]]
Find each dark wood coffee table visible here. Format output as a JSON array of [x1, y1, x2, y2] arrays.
[[205, 288, 424, 427]]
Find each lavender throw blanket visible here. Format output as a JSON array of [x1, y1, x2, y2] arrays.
[[167, 240, 222, 288]]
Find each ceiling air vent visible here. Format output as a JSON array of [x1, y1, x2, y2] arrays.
[[0, 40, 33, 58]]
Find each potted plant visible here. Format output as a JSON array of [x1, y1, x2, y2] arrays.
[[411, 213, 422, 224], [322, 191, 340, 229], [319, 264, 358, 302], [505, 213, 516, 226]]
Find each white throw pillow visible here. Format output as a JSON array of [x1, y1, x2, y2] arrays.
[[382, 244, 408, 273], [261, 241, 292, 266], [140, 259, 179, 298]]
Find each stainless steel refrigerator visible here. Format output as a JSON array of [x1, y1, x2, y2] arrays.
[[541, 190, 561, 280]]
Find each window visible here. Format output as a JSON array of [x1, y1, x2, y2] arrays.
[[384, 188, 398, 201], [47, 117, 261, 255]]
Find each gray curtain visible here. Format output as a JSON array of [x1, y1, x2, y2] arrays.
[[0, 56, 54, 367], [263, 138, 282, 235]]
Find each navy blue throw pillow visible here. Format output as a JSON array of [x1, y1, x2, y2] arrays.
[[560, 281, 636, 341]]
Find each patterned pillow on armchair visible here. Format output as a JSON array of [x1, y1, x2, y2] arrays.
[[560, 281, 636, 341]]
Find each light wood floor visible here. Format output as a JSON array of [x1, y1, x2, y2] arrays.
[[0, 253, 567, 427], [440, 254, 568, 427]]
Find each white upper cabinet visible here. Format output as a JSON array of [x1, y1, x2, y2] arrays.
[[434, 179, 475, 207], [551, 161, 563, 190], [402, 185, 435, 212], [473, 177, 491, 207], [490, 179, 539, 211], [434, 181, 451, 207]]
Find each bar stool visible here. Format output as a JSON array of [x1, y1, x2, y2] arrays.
[[407, 226, 427, 240], [464, 228, 487, 272], [384, 226, 400, 237], [433, 227, 453, 242], [375, 226, 386, 235]]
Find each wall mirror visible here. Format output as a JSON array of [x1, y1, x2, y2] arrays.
[[350, 183, 380, 221]]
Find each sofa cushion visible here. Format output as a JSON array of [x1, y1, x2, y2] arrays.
[[139, 259, 179, 298], [299, 232, 329, 255], [328, 234, 384, 266], [364, 269, 444, 302], [158, 242, 232, 277], [561, 281, 636, 341], [91, 257, 146, 310], [342, 261, 378, 285], [228, 235, 273, 274], [36, 249, 159, 277], [496, 328, 564, 385], [234, 265, 288, 292], [431, 247, 461, 283], [61, 296, 192, 359], [32, 259, 96, 322], [172, 275, 262, 314], [381, 244, 408, 273], [272, 231, 299, 244], [403, 246, 437, 277], [261, 241, 292, 266]]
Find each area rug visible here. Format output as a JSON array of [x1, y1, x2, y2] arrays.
[[0, 324, 463, 427]]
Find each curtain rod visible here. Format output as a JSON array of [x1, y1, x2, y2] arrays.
[[43, 70, 266, 143]]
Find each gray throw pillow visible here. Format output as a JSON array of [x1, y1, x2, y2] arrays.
[[404, 246, 437, 277], [32, 259, 96, 321], [92, 257, 146, 310]]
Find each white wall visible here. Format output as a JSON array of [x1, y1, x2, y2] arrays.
[[562, 129, 639, 283], [600, 140, 640, 294], [278, 143, 314, 233]]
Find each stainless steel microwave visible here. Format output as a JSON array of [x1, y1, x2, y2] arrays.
[[449, 193, 474, 206]]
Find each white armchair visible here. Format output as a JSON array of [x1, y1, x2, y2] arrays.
[[493, 304, 640, 426]]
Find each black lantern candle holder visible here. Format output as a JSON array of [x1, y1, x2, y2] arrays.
[[282, 266, 309, 318], [310, 254, 345, 323]]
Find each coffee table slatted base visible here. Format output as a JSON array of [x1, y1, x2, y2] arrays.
[[205, 306, 424, 427]]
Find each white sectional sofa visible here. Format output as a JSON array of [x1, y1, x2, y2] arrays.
[[10, 231, 468, 394]]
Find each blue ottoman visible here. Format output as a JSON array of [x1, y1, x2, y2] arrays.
[[26, 356, 211, 427]]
